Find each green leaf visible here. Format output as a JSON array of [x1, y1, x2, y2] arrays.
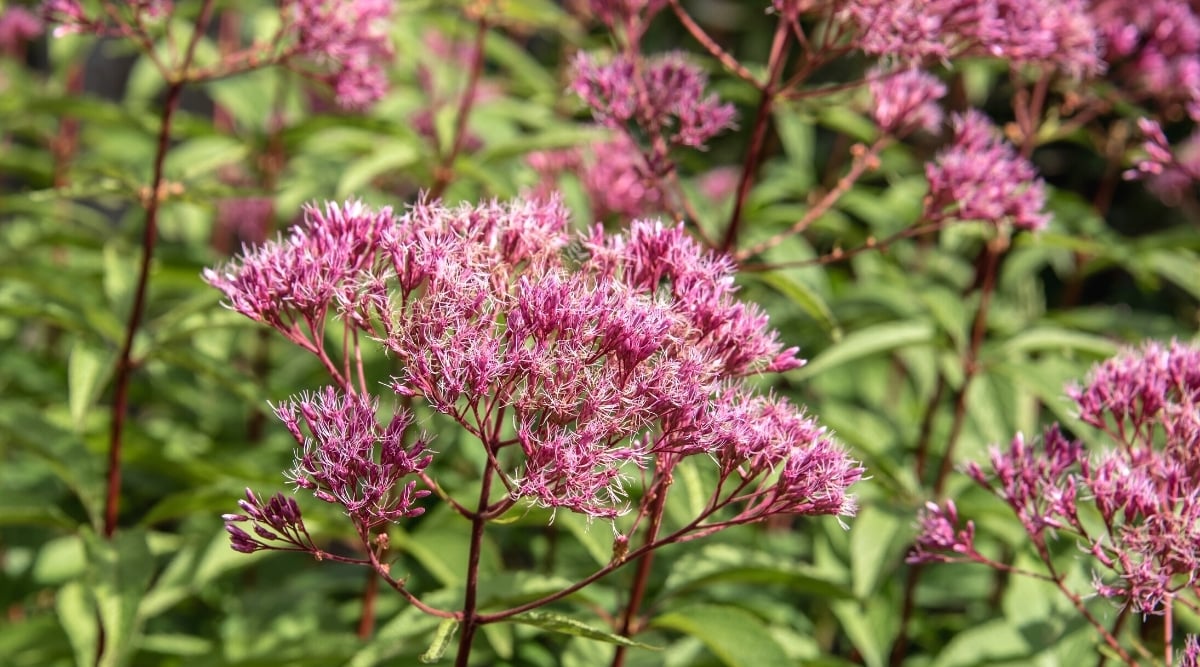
[[87, 529, 155, 667], [754, 271, 842, 340], [68, 339, 112, 429], [508, 610, 659, 649], [336, 140, 420, 197], [794, 320, 935, 380], [418, 618, 458, 664], [930, 618, 1034, 667], [55, 580, 98, 667], [1144, 248, 1200, 301], [662, 543, 854, 601], [651, 604, 788, 667], [850, 506, 906, 599], [831, 600, 885, 667], [555, 509, 612, 568], [102, 241, 137, 309], [998, 326, 1119, 358]]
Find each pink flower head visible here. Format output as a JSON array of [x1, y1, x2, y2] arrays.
[[1183, 635, 1200, 667], [1125, 119, 1200, 204], [572, 51, 736, 150], [909, 500, 976, 563], [284, 0, 395, 110], [40, 0, 91, 37], [925, 110, 1049, 230], [1090, 0, 1200, 110], [277, 387, 433, 527], [0, 6, 43, 52], [203, 200, 393, 334], [223, 488, 315, 554], [944, 341, 1200, 615], [869, 66, 946, 136], [1068, 340, 1200, 454], [841, 0, 1102, 78]]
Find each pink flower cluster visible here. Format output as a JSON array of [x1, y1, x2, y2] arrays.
[[208, 196, 862, 522], [869, 67, 946, 137], [1090, 0, 1200, 112], [572, 51, 736, 151], [528, 134, 667, 219], [840, 0, 1103, 79], [1126, 119, 1200, 205], [913, 341, 1200, 616], [925, 110, 1049, 231], [278, 388, 433, 527], [282, 0, 395, 110], [0, 6, 42, 53], [40, 0, 170, 37]]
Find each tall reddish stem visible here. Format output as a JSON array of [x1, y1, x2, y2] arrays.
[[103, 0, 215, 539]]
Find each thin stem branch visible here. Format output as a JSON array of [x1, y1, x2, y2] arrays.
[[667, 0, 760, 87], [611, 471, 672, 667], [429, 16, 489, 200], [455, 458, 496, 666], [931, 235, 1005, 497], [722, 18, 791, 251], [103, 0, 215, 539], [736, 139, 885, 261]]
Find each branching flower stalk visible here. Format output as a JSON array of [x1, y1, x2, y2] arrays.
[[912, 341, 1200, 666], [41, 0, 401, 539], [207, 196, 863, 662]]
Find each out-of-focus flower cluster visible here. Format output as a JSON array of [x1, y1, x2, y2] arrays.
[[913, 341, 1200, 616], [838, 0, 1103, 79], [282, 0, 395, 110], [1090, 0, 1200, 113], [0, 5, 42, 54], [572, 51, 736, 152], [527, 135, 667, 219], [868, 67, 946, 137], [1126, 119, 1200, 205], [208, 196, 862, 537], [925, 110, 1049, 231], [834, 0, 1200, 113]]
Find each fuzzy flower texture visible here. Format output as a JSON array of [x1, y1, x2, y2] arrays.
[[208, 197, 862, 550], [913, 340, 1200, 616]]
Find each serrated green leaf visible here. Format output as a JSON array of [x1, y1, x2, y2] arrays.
[[652, 604, 786, 667], [508, 610, 659, 649], [419, 618, 458, 663]]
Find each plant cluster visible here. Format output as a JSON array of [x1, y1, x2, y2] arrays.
[[1, 0, 1199, 665]]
